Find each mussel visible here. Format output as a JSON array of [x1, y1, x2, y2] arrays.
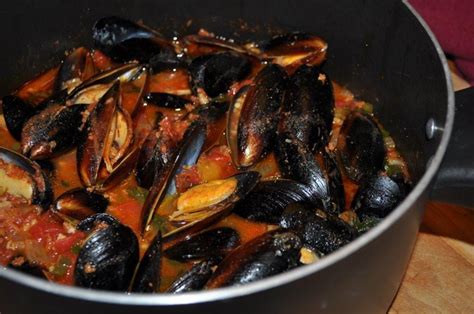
[[55, 47, 96, 93], [21, 103, 86, 160], [227, 64, 287, 169], [92, 16, 177, 65], [1, 95, 36, 141], [0, 147, 52, 208], [166, 259, 215, 293], [261, 33, 327, 73], [233, 179, 319, 224], [131, 232, 162, 292], [136, 128, 176, 189], [52, 188, 109, 221], [280, 65, 334, 153], [77, 81, 134, 188], [275, 134, 344, 214], [352, 173, 408, 219], [74, 214, 139, 291], [336, 111, 386, 183], [164, 227, 240, 262], [206, 230, 302, 288], [189, 51, 251, 98], [144, 93, 190, 110], [140, 121, 207, 234]]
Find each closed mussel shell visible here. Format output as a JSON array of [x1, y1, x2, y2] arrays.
[[131, 232, 162, 293], [166, 259, 215, 293], [74, 214, 139, 291], [53, 188, 109, 221], [164, 227, 240, 262]]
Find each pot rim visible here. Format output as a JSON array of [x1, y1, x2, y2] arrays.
[[0, 0, 455, 306]]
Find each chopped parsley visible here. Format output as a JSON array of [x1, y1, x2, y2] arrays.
[[11, 142, 21, 151], [51, 257, 72, 277], [353, 216, 381, 234], [71, 243, 82, 255], [127, 186, 149, 204], [151, 215, 170, 235], [60, 180, 71, 188]]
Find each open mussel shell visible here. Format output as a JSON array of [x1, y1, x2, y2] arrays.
[[275, 134, 344, 214], [140, 121, 207, 234], [74, 214, 139, 291], [55, 47, 96, 93], [280, 65, 334, 153], [92, 16, 176, 65], [53, 188, 109, 221], [233, 179, 320, 224], [77, 82, 120, 187], [261, 32, 327, 72], [166, 259, 215, 293], [1, 95, 36, 141], [182, 34, 254, 58], [352, 172, 408, 219], [190, 51, 251, 98], [131, 232, 162, 293], [168, 171, 261, 225], [227, 64, 287, 169], [21, 103, 86, 160], [163, 171, 261, 243], [164, 227, 240, 262], [336, 111, 386, 183], [0, 147, 52, 208], [205, 230, 302, 288]]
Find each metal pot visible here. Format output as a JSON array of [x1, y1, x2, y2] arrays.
[[0, 0, 472, 313]]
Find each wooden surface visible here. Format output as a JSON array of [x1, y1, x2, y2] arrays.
[[389, 203, 474, 313]]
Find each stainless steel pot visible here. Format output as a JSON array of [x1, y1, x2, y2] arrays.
[[0, 0, 472, 313]]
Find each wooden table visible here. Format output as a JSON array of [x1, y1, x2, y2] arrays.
[[389, 202, 474, 313]]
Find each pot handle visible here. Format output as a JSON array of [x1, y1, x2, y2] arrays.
[[430, 86, 474, 207]]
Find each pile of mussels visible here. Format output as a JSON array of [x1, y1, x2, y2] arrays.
[[0, 16, 410, 292]]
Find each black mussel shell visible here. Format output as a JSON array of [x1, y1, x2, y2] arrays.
[[55, 47, 96, 93], [53, 188, 109, 221], [228, 64, 287, 169], [260, 32, 327, 71], [302, 214, 357, 255], [74, 214, 139, 291], [131, 232, 162, 293], [92, 16, 175, 64], [280, 65, 334, 153], [190, 100, 229, 123], [0, 147, 53, 209], [21, 103, 86, 160], [352, 173, 407, 219], [164, 227, 240, 262], [145, 93, 189, 109], [77, 213, 120, 232], [1, 95, 35, 141], [275, 134, 343, 214], [279, 202, 316, 230], [136, 129, 176, 189], [206, 230, 302, 288], [166, 259, 215, 293], [233, 179, 319, 224], [190, 51, 251, 98], [76, 82, 119, 187], [337, 111, 386, 183]]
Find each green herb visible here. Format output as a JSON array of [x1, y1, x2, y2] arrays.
[[151, 215, 170, 235], [127, 186, 149, 203], [71, 243, 82, 255], [385, 164, 403, 177], [353, 216, 381, 233], [51, 257, 72, 277], [381, 128, 391, 138], [362, 102, 374, 113], [11, 142, 21, 151], [60, 180, 71, 188]]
